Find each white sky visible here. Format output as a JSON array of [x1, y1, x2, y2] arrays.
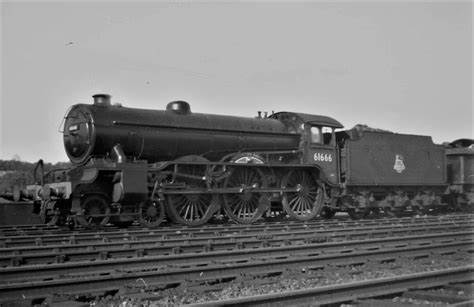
[[1, 1, 472, 163]]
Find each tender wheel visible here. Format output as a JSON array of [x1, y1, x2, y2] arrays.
[[76, 195, 110, 229], [166, 165, 218, 226], [281, 169, 324, 221], [138, 199, 165, 228], [222, 167, 268, 224]]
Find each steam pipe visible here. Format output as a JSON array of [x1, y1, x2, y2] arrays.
[[111, 144, 127, 163]]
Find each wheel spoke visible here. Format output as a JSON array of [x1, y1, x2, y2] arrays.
[[295, 196, 302, 213], [196, 201, 205, 218], [184, 202, 191, 220], [302, 198, 311, 212], [177, 200, 186, 216], [291, 196, 300, 212], [289, 195, 298, 206], [234, 200, 243, 215], [236, 203, 243, 217]]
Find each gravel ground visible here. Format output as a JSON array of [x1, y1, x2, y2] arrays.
[[83, 251, 472, 306]]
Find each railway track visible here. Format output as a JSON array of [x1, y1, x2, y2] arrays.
[[2, 230, 472, 280], [1, 214, 470, 246], [1, 224, 472, 268], [0, 215, 472, 267], [1, 214, 469, 239], [0, 215, 472, 305], [188, 266, 474, 306]]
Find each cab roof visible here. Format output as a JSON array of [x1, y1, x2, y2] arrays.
[[271, 112, 344, 128]]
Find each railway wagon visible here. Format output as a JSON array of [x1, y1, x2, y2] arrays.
[[446, 139, 474, 211], [26, 94, 469, 228]]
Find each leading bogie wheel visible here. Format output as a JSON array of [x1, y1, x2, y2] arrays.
[[76, 194, 111, 229], [222, 166, 269, 224], [281, 169, 324, 221], [138, 198, 165, 228]]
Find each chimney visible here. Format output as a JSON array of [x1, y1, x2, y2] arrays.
[[92, 94, 111, 106]]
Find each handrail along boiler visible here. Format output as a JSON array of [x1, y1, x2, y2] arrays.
[[27, 94, 473, 228]]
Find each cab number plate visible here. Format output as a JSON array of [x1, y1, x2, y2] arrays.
[[314, 153, 333, 162]]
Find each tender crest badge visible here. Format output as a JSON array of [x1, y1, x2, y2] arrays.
[[393, 154, 406, 173]]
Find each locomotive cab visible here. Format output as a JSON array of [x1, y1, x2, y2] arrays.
[[305, 124, 340, 184], [270, 112, 343, 185]]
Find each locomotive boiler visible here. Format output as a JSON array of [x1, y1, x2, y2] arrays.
[[27, 94, 472, 228], [64, 94, 303, 165]]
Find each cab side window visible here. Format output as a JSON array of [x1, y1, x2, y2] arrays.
[[310, 126, 321, 143], [311, 126, 333, 145], [322, 127, 333, 145]]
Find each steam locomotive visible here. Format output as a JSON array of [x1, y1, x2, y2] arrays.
[[26, 94, 473, 228]]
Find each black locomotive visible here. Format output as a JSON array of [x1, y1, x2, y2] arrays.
[[26, 94, 473, 228]]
